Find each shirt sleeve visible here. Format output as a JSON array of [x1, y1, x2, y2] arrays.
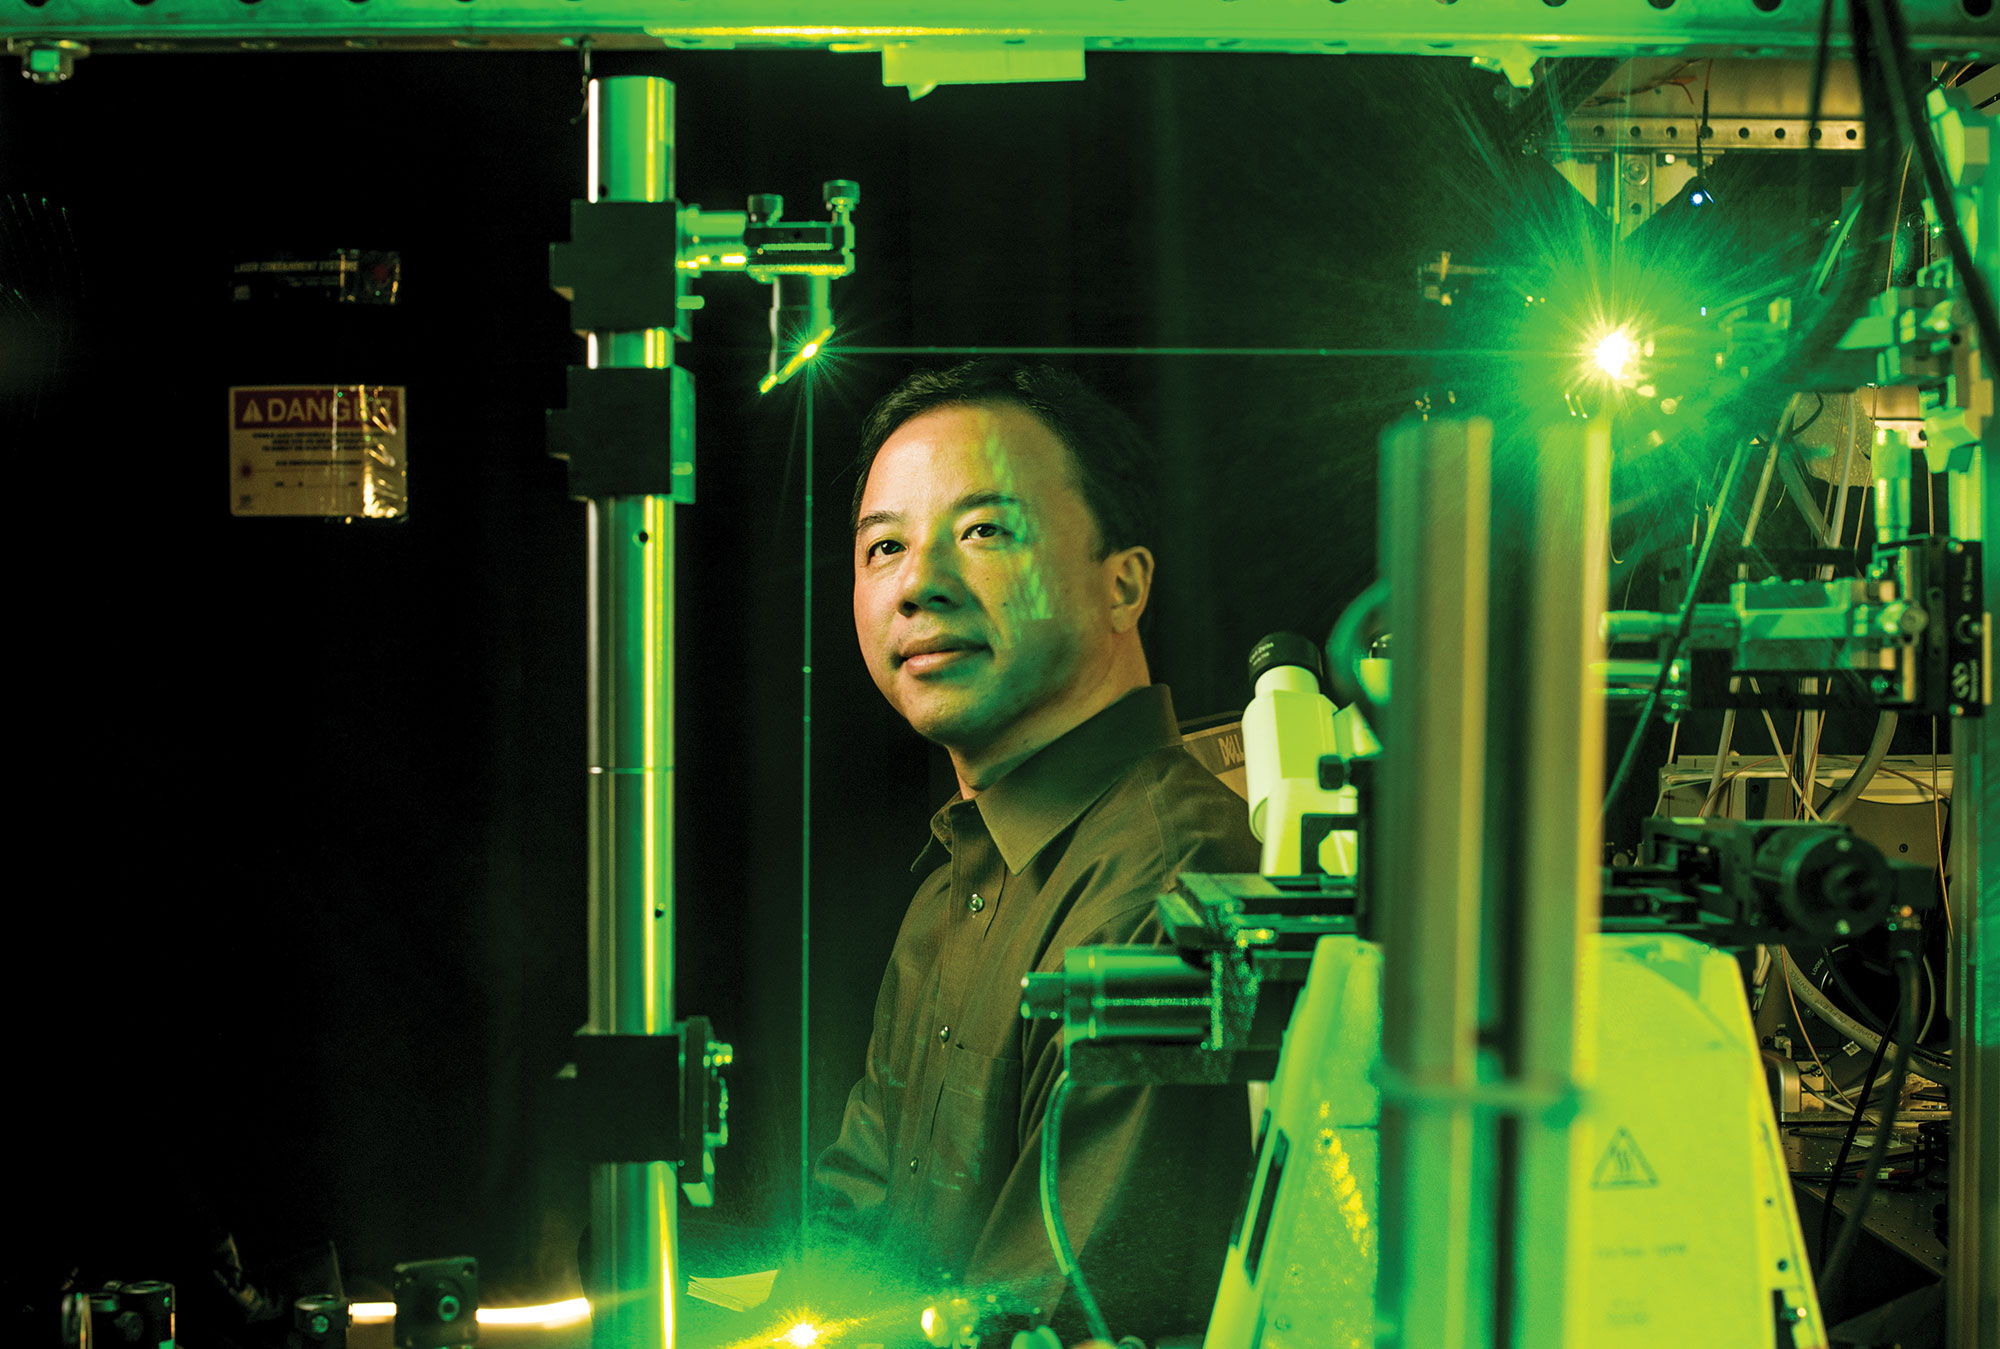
[[811, 1016, 894, 1235], [960, 792, 1261, 1341], [794, 980, 904, 1321], [812, 864, 942, 1236]]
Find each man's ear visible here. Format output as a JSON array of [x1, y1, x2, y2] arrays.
[[1105, 545, 1154, 634]]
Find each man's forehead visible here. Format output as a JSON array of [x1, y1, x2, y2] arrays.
[[862, 402, 1073, 508]]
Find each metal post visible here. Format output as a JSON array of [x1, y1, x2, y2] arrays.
[[583, 75, 680, 1349], [1501, 424, 1607, 1342], [1374, 418, 1603, 1347], [1947, 445, 1996, 1349], [1375, 416, 1493, 1349]]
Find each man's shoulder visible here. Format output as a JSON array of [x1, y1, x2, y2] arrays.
[[1074, 742, 1260, 873]]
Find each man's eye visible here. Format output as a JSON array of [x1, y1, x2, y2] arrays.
[[864, 538, 903, 560], [963, 522, 1010, 542]]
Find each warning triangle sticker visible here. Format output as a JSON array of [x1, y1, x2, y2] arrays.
[[241, 399, 263, 424], [1591, 1127, 1659, 1190]]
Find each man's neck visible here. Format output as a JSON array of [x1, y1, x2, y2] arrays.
[[949, 671, 1150, 800]]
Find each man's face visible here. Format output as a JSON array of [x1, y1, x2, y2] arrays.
[[853, 401, 1128, 763]]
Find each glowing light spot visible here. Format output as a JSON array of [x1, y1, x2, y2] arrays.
[[721, 253, 748, 266], [1591, 329, 1638, 380], [349, 1300, 592, 1328], [478, 1299, 592, 1327], [782, 1322, 821, 1347], [758, 325, 836, 395]]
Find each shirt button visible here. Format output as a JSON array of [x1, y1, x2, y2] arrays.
[[969, 893, 986, 913], [908, 1158, 918, 1173], [938, 1025, 951, 1043]]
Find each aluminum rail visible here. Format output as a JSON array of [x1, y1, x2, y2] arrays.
[[581, 75, 681, 1349], [2, 0, 1993, 61]]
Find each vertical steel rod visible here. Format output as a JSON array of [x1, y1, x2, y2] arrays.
[[1947, 446, 1995, 1349], [583, 74, 679, 1349], [1375, 416, 1493, 1349], [1939, 83, 1998, 1349], [1503, 423, 1609, 1341], [800, 376, 815, 1250]]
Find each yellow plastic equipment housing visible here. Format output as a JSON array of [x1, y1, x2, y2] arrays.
[[1206, 933, 1826, 1349]]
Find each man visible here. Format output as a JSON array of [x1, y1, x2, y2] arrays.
[[808, 361, 1261, 1342]]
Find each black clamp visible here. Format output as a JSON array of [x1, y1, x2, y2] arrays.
[[546, 364, 696, 502], [546, 199, 696, 502], [551, 1018, 732, 1206], [549, 200, 688, 333], [391, 1258, 476, 1349]]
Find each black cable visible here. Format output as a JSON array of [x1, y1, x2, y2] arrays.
[[1601, 439, 1751, 818], [1788, 393, 1828, 440], [1816, 1008, 1891, 1267], [1819, 950, 1898, 1039], [1868, 0, 2000, 374], [1818, 947, 1952, 1069], [1820, 951, 1921, 1297], [1325, 577, 1389, 728], [1791, 1148, 1921, 1181], [1039, 1071, 1113, 1346], [1786, 0, 1899, 371]]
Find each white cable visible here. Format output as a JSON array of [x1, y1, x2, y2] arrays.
[[1783, 949, 1953, 1089]]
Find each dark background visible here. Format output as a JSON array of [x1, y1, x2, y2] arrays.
[[0, 43, 1884, 1330], [2, 49, 1484, 1314]]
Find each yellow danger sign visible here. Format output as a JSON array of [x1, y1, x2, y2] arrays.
[[229, 384, 408, 518]]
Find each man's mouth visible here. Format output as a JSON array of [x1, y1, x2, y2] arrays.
[[896, 640, 987, 672]]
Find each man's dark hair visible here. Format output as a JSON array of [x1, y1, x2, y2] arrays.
[[849, 360, 1159, 563]]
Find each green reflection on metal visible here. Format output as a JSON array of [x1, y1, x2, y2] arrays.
[[10, 0, 1990, 56], [800, 373, 816, 1250], [831, 345, 1533, 358], [585, 73, 678, 1349]]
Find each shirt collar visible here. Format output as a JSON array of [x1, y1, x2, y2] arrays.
[[908, 685, 1183, 876]]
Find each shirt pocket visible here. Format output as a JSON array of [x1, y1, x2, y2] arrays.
[[930, 1042, 1024, 1212]]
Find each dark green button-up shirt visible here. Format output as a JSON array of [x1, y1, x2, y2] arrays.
[[812, 685, 1262, 1339]]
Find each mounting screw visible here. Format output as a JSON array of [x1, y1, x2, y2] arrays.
[[16, 40, 88, 85]]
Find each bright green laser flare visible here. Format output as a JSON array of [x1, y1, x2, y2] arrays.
[[1590, 328, 1639, 381], [760, 325, 836, 394]]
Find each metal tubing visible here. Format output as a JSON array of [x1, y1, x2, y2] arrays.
[[1375, 417, 1492, 1349], [584, 74, 680, 1349], [1504, 423, 1608, 1342], [1947, 443, 1995, 1349]]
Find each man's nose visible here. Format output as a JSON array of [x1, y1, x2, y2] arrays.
[[897, 538, 967, 613]]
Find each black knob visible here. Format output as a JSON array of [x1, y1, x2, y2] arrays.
[[296, 1295, 351, 1347], [1249, 631, 1322, 692]]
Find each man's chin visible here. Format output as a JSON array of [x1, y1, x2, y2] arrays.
[[895, 695, 1004, 754]]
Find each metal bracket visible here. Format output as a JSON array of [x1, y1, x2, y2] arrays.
[[546, 365, 696, 502], [549, 200, 687, 335], [551, 1018, 732, 1203]]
